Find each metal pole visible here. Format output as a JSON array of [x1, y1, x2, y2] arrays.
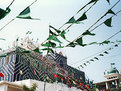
[[44, 79, 46, 91]]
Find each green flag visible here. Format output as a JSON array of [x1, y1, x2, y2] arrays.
[[17, 7, 39, 20], [0, 7, 11, 20], [111, 63, 115, 65]]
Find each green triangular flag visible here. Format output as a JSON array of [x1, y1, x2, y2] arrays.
[[60, 30, 66, 39], [88, 42, 97, 45], [56, 44, 64, 48], [66, 42, 77, 47], [17, 7, 39, 20], [88, 0, 98, 4], [47, 34, 62, 43], [76, 37, 86, 46], [0, 54, 8, 57], [26, 31, 32, 35], [104, 51, 109, 54], [94, 57, 99, 60], [42, 41, 56, 48], [104, 18, 112, 27], [49, 25, 61, 34], [82, 30, 95, 36], [77, 13, 87, 22], [66, 17, 80, 24], [0, 38, 6, 41], [80, 65, 84, 68], [42, 48, 54, 53], [83, 63, 87, 66], [100, 40, 110, 45], [106, 9, 115, 15], [90, 59, 94, 61], [21, 50, 30, 53], [99, 54, 104, 56], [33, 47, 42, 54], [0, 7, 11, 20], [87, 61, 90, 64], [106, 0, 110, 4], [111, 63, 115, 65]]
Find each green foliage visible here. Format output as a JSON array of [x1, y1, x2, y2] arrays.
[[23, 83, 37, 91]]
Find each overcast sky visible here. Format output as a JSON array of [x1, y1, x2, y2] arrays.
[[0, 0, 121, 82]]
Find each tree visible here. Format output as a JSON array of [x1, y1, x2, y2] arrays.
[[23, 83, 37, 91]]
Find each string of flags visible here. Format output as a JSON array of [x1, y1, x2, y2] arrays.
[[0, 0, 14, 20], [15, 47, 91, 90], [66, 2, 121, 47], [37, 0, 121, 54], [16, 7, 40, 20], [78, 43, 120, 69], [0, 0, 39, 31], [0, 0, 120, 55]]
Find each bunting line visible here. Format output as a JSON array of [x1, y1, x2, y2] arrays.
[[0, 0, 38, 31]]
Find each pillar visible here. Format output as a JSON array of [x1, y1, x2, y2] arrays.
[[106, 82, 110, 90], [115, 80, 119, 90]]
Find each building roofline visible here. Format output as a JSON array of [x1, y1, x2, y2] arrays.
[[0, 81, 22, 89], [95, 78, 119, 85]]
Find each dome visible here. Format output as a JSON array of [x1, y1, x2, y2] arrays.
[[107, 67, 119, 74]]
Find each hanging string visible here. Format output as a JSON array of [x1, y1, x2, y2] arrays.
[[71, 41, 121, 66], [0, 0, 38, 31], [65, 0, 121, 47], [64, 1, 97, 31], [39, 0, 98, 47], [7, 0, 15, 8], [58, 0, 98, 30]]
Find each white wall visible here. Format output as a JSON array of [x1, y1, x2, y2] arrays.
[[13, 79, 82, 91], [0, 84, 8, 91]]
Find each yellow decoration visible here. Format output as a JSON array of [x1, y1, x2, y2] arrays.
[[19, 70, 23, 75]]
